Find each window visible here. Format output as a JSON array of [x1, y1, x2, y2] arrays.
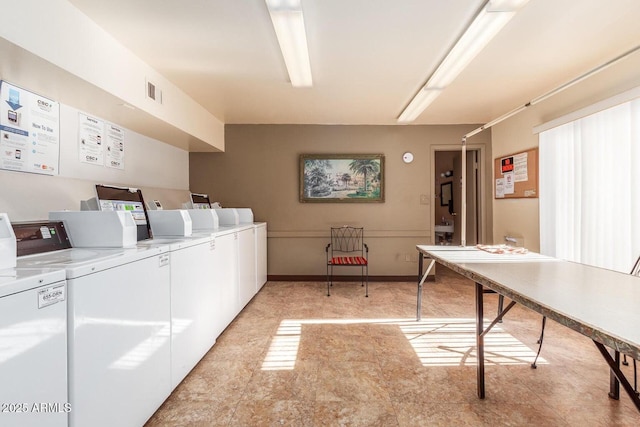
[[539, 98, 640, 273]]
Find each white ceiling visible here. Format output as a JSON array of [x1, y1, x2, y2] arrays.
[[68, 0, 640, 126]]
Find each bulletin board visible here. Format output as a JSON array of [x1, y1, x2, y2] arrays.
[[493, 147, 538, 199]]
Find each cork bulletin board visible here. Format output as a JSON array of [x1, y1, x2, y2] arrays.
[[494, 147, 538, 199]]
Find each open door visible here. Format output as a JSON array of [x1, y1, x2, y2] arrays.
[[434, 149, 480, 246], [454, 150, 479, 245]]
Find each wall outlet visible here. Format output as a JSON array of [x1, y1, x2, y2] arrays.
[[420, 194, 430, 205], [404, 254, 411, 262]]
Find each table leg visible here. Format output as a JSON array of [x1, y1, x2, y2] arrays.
[[417, 253, 423, 321], [416, 257, 435, 321], [594, 341, 640, 412], [609, 350, 620, 400], [475, 282, 485, 399]]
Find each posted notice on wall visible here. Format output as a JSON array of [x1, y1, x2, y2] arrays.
[[79, 114, 105, 165], [0, 81, 60, 175], [105, 123, 124, 169], [513, 152, 528, 182], [78, 113, 125, 169], [501, 152, 528, 182], [503, 172, 515, 194], [495, 178, 505, 198]]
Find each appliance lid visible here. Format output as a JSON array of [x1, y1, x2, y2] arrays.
[[12, 221, 72, 256]]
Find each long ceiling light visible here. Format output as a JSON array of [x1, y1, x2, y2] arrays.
[[266, 0, 313, 87], [398, 0, 530, 123]]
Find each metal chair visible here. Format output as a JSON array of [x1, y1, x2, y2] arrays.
[[325, 226, 369, 297]]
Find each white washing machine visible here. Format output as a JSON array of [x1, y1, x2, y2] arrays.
[[235, 209, 267, 293], [215, 210, 256, 317], [167, 235, 218, 388], [0, 267, 68, 427], [236, 224, 257, 311], [138, 233, 219, 389], [211, 227, 240, 330], [14, 221, 171, 427], [142, 210, 219, 388], [255, 222, 268, 292]]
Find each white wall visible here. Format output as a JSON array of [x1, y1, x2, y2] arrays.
[[0, 103, 189, 221], [0, 0, 223, 151], [58, 105, 188, 188]]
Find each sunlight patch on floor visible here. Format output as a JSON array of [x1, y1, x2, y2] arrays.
[[261, 317, 546, 370], [397, 318, 547, 367], [261, 320, 301, 370]]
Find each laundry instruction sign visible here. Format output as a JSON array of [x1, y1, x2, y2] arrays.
[[78, 113, 125, 169], [79, 114, 105, 165], [0, 81, 60, 175]]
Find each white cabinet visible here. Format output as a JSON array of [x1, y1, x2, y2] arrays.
[[255, 223, 267, 291]]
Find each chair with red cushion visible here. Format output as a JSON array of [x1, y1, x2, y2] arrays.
[[325, 226, 369, 297]]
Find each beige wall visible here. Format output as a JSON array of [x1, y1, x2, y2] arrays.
[[190, 125, 492, 277], [490, 49, 640, 252]]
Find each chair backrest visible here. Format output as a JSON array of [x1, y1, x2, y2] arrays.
[[330, 226, 365, 255]]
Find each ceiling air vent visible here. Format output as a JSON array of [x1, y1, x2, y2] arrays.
[[146, 79, 162, 104]]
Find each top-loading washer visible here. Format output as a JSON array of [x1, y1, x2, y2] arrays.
[[216, 209, 257, 314], [0, 213, 68, 427], [142, 209, 221, 389], [82, 184, 222, 389], [14, 220, 171, 427], [236, 208, 268, 292], [139, 233, 218, 388], [0, 266, 68, 427], [184, 192, 212, 209], [144, 207, 258, 387]]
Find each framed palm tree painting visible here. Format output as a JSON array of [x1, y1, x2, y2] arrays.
[[299, 154, 384, 202]]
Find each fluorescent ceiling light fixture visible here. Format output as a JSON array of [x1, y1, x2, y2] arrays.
[[397, 88, 443, 123], [398, 0, 530, 123], [266, 0, 313, 87]]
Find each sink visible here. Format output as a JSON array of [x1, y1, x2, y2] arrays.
[[434, 224, 454, 233]]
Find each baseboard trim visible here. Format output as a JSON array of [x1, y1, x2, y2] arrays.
[[267, 275, 435, 282]]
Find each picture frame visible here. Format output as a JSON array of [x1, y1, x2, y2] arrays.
[[300, 154, 385, 203], [440, 181, 452, 207]]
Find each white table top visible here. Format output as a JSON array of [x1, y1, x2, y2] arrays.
[[417, 245, 640, 360]]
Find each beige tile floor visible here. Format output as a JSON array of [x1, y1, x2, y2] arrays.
[[145, 267, 640, 426]]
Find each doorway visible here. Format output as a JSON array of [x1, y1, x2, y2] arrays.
[[433, 148, 481, 246]]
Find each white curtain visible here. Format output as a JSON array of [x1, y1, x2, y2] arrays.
[[540, 99, 640, 273]]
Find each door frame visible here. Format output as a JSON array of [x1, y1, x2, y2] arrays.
[[431, 144, 487, 246]]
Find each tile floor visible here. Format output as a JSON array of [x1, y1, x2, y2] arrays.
[[145, 267, 639, 426]]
